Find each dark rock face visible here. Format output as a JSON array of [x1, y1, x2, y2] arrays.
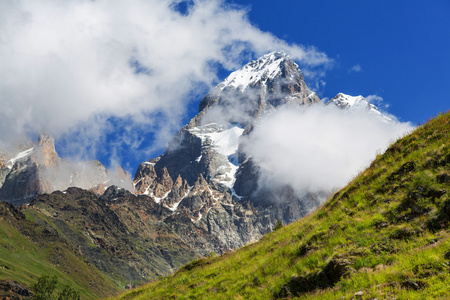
[[0, 280, 33, 299], [0, 159, 39, 206], [0, 199, 120, 297], [27, 187, 200, 283], [276, 256, 355, 297], [0, 51, 327, 285], [132, 51, 325, 255], [0, 135, 112, 205]]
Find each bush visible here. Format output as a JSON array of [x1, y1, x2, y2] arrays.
[[33, 275, 80, 300], [33, 275, 58, 300], [273, 219, 283, 231]]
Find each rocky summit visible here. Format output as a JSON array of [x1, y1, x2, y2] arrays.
[[0, 51, 399, 297], [0, 135, 110, 206], [132, 51, 392, 254], [133, 51, 325, 252]]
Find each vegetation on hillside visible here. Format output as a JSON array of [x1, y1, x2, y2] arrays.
[[116, 111, 450, 299], [0, 201, 121, 299]]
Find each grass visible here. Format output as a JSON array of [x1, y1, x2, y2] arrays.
[[0, 204, 121, 299], [115, 111, 450, 299]]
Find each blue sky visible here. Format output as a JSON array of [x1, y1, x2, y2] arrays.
[[1, 0, 449, 177], [230, 0, 450, 124]]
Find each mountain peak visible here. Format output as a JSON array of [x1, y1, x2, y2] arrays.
[[328, 93, 393, 122], [329, 93, 365, 108], [194, 51, 319, 128], [218, 50, 292, 92]]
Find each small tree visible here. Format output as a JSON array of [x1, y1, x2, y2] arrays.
[[33, 275, 58, 300], [33, 275, 80, 300], [58, 284, 81, 300], [273, 219, 283, 231]]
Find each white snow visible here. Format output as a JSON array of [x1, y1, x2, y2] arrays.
[[6, 147, 34, 169], [331, 93, 364, 107], [207, 186, 220, 201], [133, 178, 143, 187], [205, 127, 244, 157], [153, 190, 171, 204], [213, 163, 239, 189], [230, 188, 243, 200], [219, 51, 287, 92], [143, 161, 155, 166], [331, 93, 393, 123], [189, 123, 245, 192], [189, 124, 244, 158], [308, 92, 317, 99], [168, 188, 192, 212], [195, 155, 202, 162], [143, 185, 151, 195]]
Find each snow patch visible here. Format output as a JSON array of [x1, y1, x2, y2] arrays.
[[189, 124, 244, 158], [133, 178, 143, 187], [218, 51, 287, 92], [6, 147, 34, 169], [230, 188, 243, 200], [190, 123, 244, 191], [153, 190, 171, 204], [331, 93, 364, 107], [330, 93, 393, 123], [168, 188, 192, 212]]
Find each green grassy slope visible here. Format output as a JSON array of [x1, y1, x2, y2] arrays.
[[27, 187, 199, 286], [117, 111, 450, 300], [0, 202, 121, 299]]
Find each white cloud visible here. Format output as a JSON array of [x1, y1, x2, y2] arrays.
[[350, 64, 362, 73], [0, 0, 330, 163], [241, 104, 414, 198]]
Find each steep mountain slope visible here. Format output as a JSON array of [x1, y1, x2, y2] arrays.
[[117, 110, 450, 299], [132, 51, 324, 253], [0, 201, 120, 299], [0, 51, 415, 298], [0, 51, 328, 298], [22, 187, 202, 284]]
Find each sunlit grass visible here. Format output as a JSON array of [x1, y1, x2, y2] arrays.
[[116, 111, 450, 299]]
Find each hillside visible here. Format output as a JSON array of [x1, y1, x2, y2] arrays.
[[0, 201, 121, 299], [117, 111, 450, 299]]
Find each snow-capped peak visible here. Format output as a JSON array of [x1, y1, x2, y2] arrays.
[[218, 51, 289, 92], [329, 93, 365, 108], [329, 93, 393, 122]]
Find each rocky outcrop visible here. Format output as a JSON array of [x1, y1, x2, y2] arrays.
[[28, 187, 199, 283], [132, 51, 325, 254], [0, 134, 131, 205]]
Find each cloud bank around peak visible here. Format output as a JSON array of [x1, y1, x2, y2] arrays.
[[0, 0, 330, 162], [241, 104, 414, 198]]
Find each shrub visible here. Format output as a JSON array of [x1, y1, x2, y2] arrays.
[[273, 219, 283, 231], [33, 275, 80, 300]]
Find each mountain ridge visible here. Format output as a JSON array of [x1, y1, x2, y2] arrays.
[[117, 110, 450, 299], [0, 51, 418, 299]]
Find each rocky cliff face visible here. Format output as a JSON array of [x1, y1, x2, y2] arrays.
[[0, 135, 113, 205], [0, 51, 401, 289], [133, 51, 324, 253], [26, 187, 200, 283]]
